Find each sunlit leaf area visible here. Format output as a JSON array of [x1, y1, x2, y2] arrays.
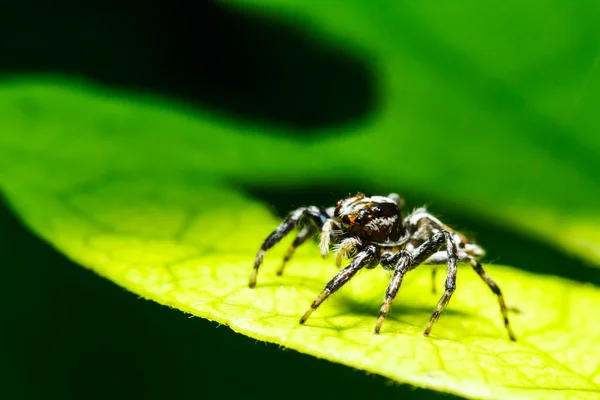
[[1, 1, 599, 399]]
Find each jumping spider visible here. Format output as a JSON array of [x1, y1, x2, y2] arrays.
[[249, 193, 516, 341]]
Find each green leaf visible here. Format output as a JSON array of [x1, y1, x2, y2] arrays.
[[1, 81, 600, 399]]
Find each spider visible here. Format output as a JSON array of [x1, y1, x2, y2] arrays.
[[249, 193, 516, 341]]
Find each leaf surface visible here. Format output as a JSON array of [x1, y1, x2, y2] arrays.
[[1, 81, 600, 399]]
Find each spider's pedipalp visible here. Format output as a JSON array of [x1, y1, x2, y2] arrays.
[[319, 219, 336, 257], [333, 237, 361, 267]]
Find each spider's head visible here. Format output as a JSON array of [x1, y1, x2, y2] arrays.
[[334, 194, 404, 242]]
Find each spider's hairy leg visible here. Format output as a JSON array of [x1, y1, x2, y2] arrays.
[[469, 256, 517, 341], [250, 206, 328, 288], [374, 250, 412, 334], [409, 230, 459, 337], [276, 224, 318, 276], [425, 252, 456, 294], [299, 246, 377, 324], [424, 250, 517, 340]]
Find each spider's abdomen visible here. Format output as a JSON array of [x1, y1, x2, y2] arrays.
[[334, 195, 404, 243]]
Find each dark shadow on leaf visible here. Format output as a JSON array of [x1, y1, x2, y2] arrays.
[[333, 297, 471, 320], [0, 0, 376, 134], [254, 267, 473, 321]]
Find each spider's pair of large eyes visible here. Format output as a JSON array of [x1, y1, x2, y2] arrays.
[[341, 208, 381, 228], [354, 209, 375, 225]]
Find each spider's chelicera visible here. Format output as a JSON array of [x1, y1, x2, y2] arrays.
[[249, 193, 516, 341]]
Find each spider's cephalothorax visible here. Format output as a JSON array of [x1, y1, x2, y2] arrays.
[[333, 194, 405, 243], [249, 193, 516, 341]]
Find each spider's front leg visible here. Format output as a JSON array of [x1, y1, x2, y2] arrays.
[[411, 230, 459, 337], [299, 246, 378, 324], [249, 206, 328, 288]]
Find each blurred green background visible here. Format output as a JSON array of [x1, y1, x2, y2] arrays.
[[1, 1, 599, 399]]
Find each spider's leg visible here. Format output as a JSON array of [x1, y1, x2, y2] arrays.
[[408, 230, 458, 337], [250, 206, 328, 288], [424, 232, 458, 336], [276, 224, 318, 276], [423, 251, 517, 340], [299, 246, 377, 324], [374, 250, 412, 334], [424, 251, 467, 294], [468, 256, 516, 341]]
